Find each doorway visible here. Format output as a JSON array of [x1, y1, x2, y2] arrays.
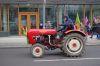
[[18, 12, 39, 35]]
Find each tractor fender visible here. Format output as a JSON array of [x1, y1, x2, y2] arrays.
[[65, 30, 86, 37]]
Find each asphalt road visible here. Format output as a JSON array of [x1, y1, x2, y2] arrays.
[[0, 46, 100, 66]]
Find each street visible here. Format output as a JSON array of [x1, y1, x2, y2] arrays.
[[0, 46, 100, 66], [0, 0, 100, 66]]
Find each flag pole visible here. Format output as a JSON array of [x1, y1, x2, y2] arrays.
[[43, 0, 46, 29]]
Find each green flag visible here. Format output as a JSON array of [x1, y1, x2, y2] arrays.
[[75, 13, 80, 30]]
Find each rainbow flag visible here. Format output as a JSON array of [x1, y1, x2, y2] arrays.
[[75, 13, 80, 30]]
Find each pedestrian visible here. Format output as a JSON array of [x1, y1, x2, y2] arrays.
[[80, 21, 85, 32], [22, 26, 27, 36], [90, 16, 100, 38], [40, 22, 43, 29], [90, 17, 96, 38], [96, 16, 100, 39], [46, 20, 52, 29]]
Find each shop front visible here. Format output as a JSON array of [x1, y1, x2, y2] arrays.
[[18, 11, 39, 35], [0, 0, 100, 36]]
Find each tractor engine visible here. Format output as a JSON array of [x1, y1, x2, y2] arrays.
[[42, 35, 57, 44], [33, 35, 56, 44], [27, 29, 57, 45]]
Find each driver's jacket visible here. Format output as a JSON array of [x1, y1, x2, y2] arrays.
[[59, 19, 73, 32]]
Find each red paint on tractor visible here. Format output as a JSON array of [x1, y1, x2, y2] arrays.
[[27, 29, 57, 44]]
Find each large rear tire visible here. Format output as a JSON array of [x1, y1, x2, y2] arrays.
[[31, 44, 44, 58], [63, 33, 85, 57]]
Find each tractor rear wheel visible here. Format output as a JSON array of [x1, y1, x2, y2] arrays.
[[31, 44, 44, 58], [63, 33, 85, 57]]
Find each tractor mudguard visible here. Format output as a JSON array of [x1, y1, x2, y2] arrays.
[[65, 30, 86, 37]]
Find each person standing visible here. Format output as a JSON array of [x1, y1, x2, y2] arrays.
[[46, 20, 52, 29]]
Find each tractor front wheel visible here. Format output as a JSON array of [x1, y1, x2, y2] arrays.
[[31, 44, 44, 58], [63, 33, 85, 57]]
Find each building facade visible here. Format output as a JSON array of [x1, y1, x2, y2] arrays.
[[0, 0, 100, 35]]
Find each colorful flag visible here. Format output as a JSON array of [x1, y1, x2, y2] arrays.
[[75, 13, 80, 30], [84, 16, 88, 26]]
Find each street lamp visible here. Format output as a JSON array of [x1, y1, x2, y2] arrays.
[[43, 0, 46, 29]]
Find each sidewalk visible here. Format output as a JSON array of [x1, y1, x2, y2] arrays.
[[0, 35, 100, 48], [87, 35, 100, 45], [0, 36, 30, 48]]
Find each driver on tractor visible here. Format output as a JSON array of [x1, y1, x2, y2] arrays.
[[58, 16, 74, 37]]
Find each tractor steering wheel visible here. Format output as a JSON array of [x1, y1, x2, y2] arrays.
[[57, 25, 67, 32]]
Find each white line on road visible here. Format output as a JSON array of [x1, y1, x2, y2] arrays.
[[33, 58, 100, 62]]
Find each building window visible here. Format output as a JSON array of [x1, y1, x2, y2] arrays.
[[9, 5, 18, 34], [94, 5, 100, 17]]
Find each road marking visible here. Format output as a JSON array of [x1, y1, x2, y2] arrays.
[[33, 58, 100, 62]]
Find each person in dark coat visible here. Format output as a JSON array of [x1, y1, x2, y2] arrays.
[[90, 17, 100, 38], [58, 16, 74, 37]]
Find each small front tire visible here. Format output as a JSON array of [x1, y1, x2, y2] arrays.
[[31, 44, 44, 58]]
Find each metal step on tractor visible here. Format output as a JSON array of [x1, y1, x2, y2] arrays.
[[27, 25, 86, 58]]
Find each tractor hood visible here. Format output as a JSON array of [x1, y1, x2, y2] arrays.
[[27, 29, 57, 36]]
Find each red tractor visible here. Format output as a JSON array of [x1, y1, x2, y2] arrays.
[[27, 28, 86, 58]]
